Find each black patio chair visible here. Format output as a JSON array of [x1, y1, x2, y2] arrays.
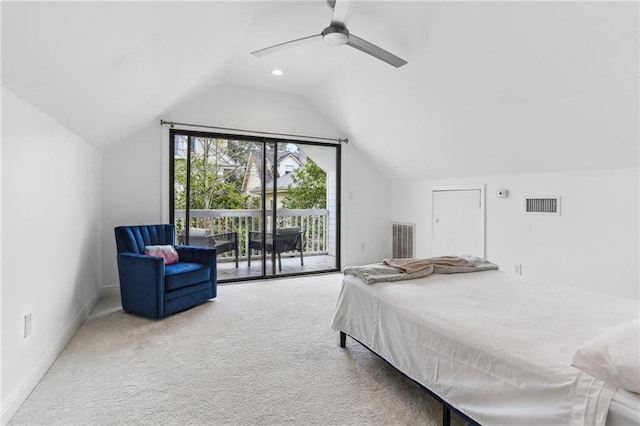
[[247, 227, 304, 271], [178, 228, 239, 268]]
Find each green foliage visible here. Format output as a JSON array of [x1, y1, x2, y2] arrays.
[[174, 137, 327, 212], [282, 160, 326, 209], [173, 137, 254, 210]]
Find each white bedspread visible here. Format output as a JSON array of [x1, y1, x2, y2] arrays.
[[607, 389, 640, 426], [331, 270, 639, 426]]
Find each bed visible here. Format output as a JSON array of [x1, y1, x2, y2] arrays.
[[331, 268, 640, 426]]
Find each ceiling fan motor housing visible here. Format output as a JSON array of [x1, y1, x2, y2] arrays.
[[322, 25, 349, 45]]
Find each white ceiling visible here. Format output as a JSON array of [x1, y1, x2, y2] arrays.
[[2, 1, 638, 181]]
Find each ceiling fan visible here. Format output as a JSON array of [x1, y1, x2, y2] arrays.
[[251, 0, 407, 68]]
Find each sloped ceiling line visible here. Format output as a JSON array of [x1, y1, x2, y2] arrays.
[[2, 1, 638, 180]]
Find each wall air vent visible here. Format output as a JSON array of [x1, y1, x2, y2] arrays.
[[392, 222, 415, 258], [524, 196, 561, 216]]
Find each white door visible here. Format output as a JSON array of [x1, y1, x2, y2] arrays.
[[432, 187, 484, 258]]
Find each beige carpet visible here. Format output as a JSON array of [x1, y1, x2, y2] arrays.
[[10, 274, 465, 425]]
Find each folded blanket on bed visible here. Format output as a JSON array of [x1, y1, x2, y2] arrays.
[[344, 255, 498, 284], [383, 256, 475, 273], [432, 255, 499, 274], [343, 263, 435, 284]]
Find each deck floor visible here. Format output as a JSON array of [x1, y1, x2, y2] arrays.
[[216, 254, 337, 282]]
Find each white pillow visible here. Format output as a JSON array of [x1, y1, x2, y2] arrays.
[[571, 319, 640, 393]]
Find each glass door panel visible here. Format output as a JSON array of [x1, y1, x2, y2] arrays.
[[171, 130, 340, 283], [172, 134, 188, 241], [172, 132, 265, 281], [273, 142, 339, 275], [247, 142, 276, 277]]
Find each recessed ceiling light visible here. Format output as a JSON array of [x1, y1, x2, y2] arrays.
[[272, 69, 284, 76]]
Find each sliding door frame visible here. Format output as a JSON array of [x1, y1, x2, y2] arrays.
[[169, 129, 341, 282]]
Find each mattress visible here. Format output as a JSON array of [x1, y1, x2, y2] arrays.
[[331, 270, 639, 426]]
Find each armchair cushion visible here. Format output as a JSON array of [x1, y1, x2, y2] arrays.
[[164, 262, 210, 291], [145, 245, 179, 265]]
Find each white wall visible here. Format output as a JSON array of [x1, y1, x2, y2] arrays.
[[100, 124, 164, 289], [1, 88, 102, 423], [391, 168, 640, 300], [100, 85, 391, 288], [341, 142, 392, 267]]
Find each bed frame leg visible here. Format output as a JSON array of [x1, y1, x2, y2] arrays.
[[339, 331, 346, 348], [442, 405, 451, 426]]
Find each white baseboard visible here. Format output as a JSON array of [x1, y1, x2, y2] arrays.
[[1, 292, 101, 425]]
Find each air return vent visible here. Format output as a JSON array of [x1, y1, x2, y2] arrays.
[[524, 196, 561, 216], [392, 222, 415, 258]]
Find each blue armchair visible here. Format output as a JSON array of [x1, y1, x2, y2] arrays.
[[114, 224, 217, 319]]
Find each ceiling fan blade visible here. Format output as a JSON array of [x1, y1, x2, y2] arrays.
[[346, 33, 407, 68], [251, 34, 321, 57], [330, 0, 354, 26]]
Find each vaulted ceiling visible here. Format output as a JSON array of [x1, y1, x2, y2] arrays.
[[2, 1, 638, 181]]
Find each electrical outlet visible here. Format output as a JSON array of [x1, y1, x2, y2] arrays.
[[514, 264, 522, 275], [24, 313, 32, 338]]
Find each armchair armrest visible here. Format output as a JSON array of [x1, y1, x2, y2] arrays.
[[175, 245, 217, 265], [117, 253, 165, 318]]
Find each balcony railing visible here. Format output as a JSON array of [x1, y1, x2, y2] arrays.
[[174, 209, 329, 259]]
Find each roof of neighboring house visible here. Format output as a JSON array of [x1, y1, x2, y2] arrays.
[[216, 151, 239, 169], [278, 150, 307, 166], [249, 171, 296, 194], [242, 147, 307, 194], [250, 149, 275, 184]]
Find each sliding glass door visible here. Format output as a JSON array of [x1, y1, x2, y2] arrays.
[[170, 130, 340, 283]]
